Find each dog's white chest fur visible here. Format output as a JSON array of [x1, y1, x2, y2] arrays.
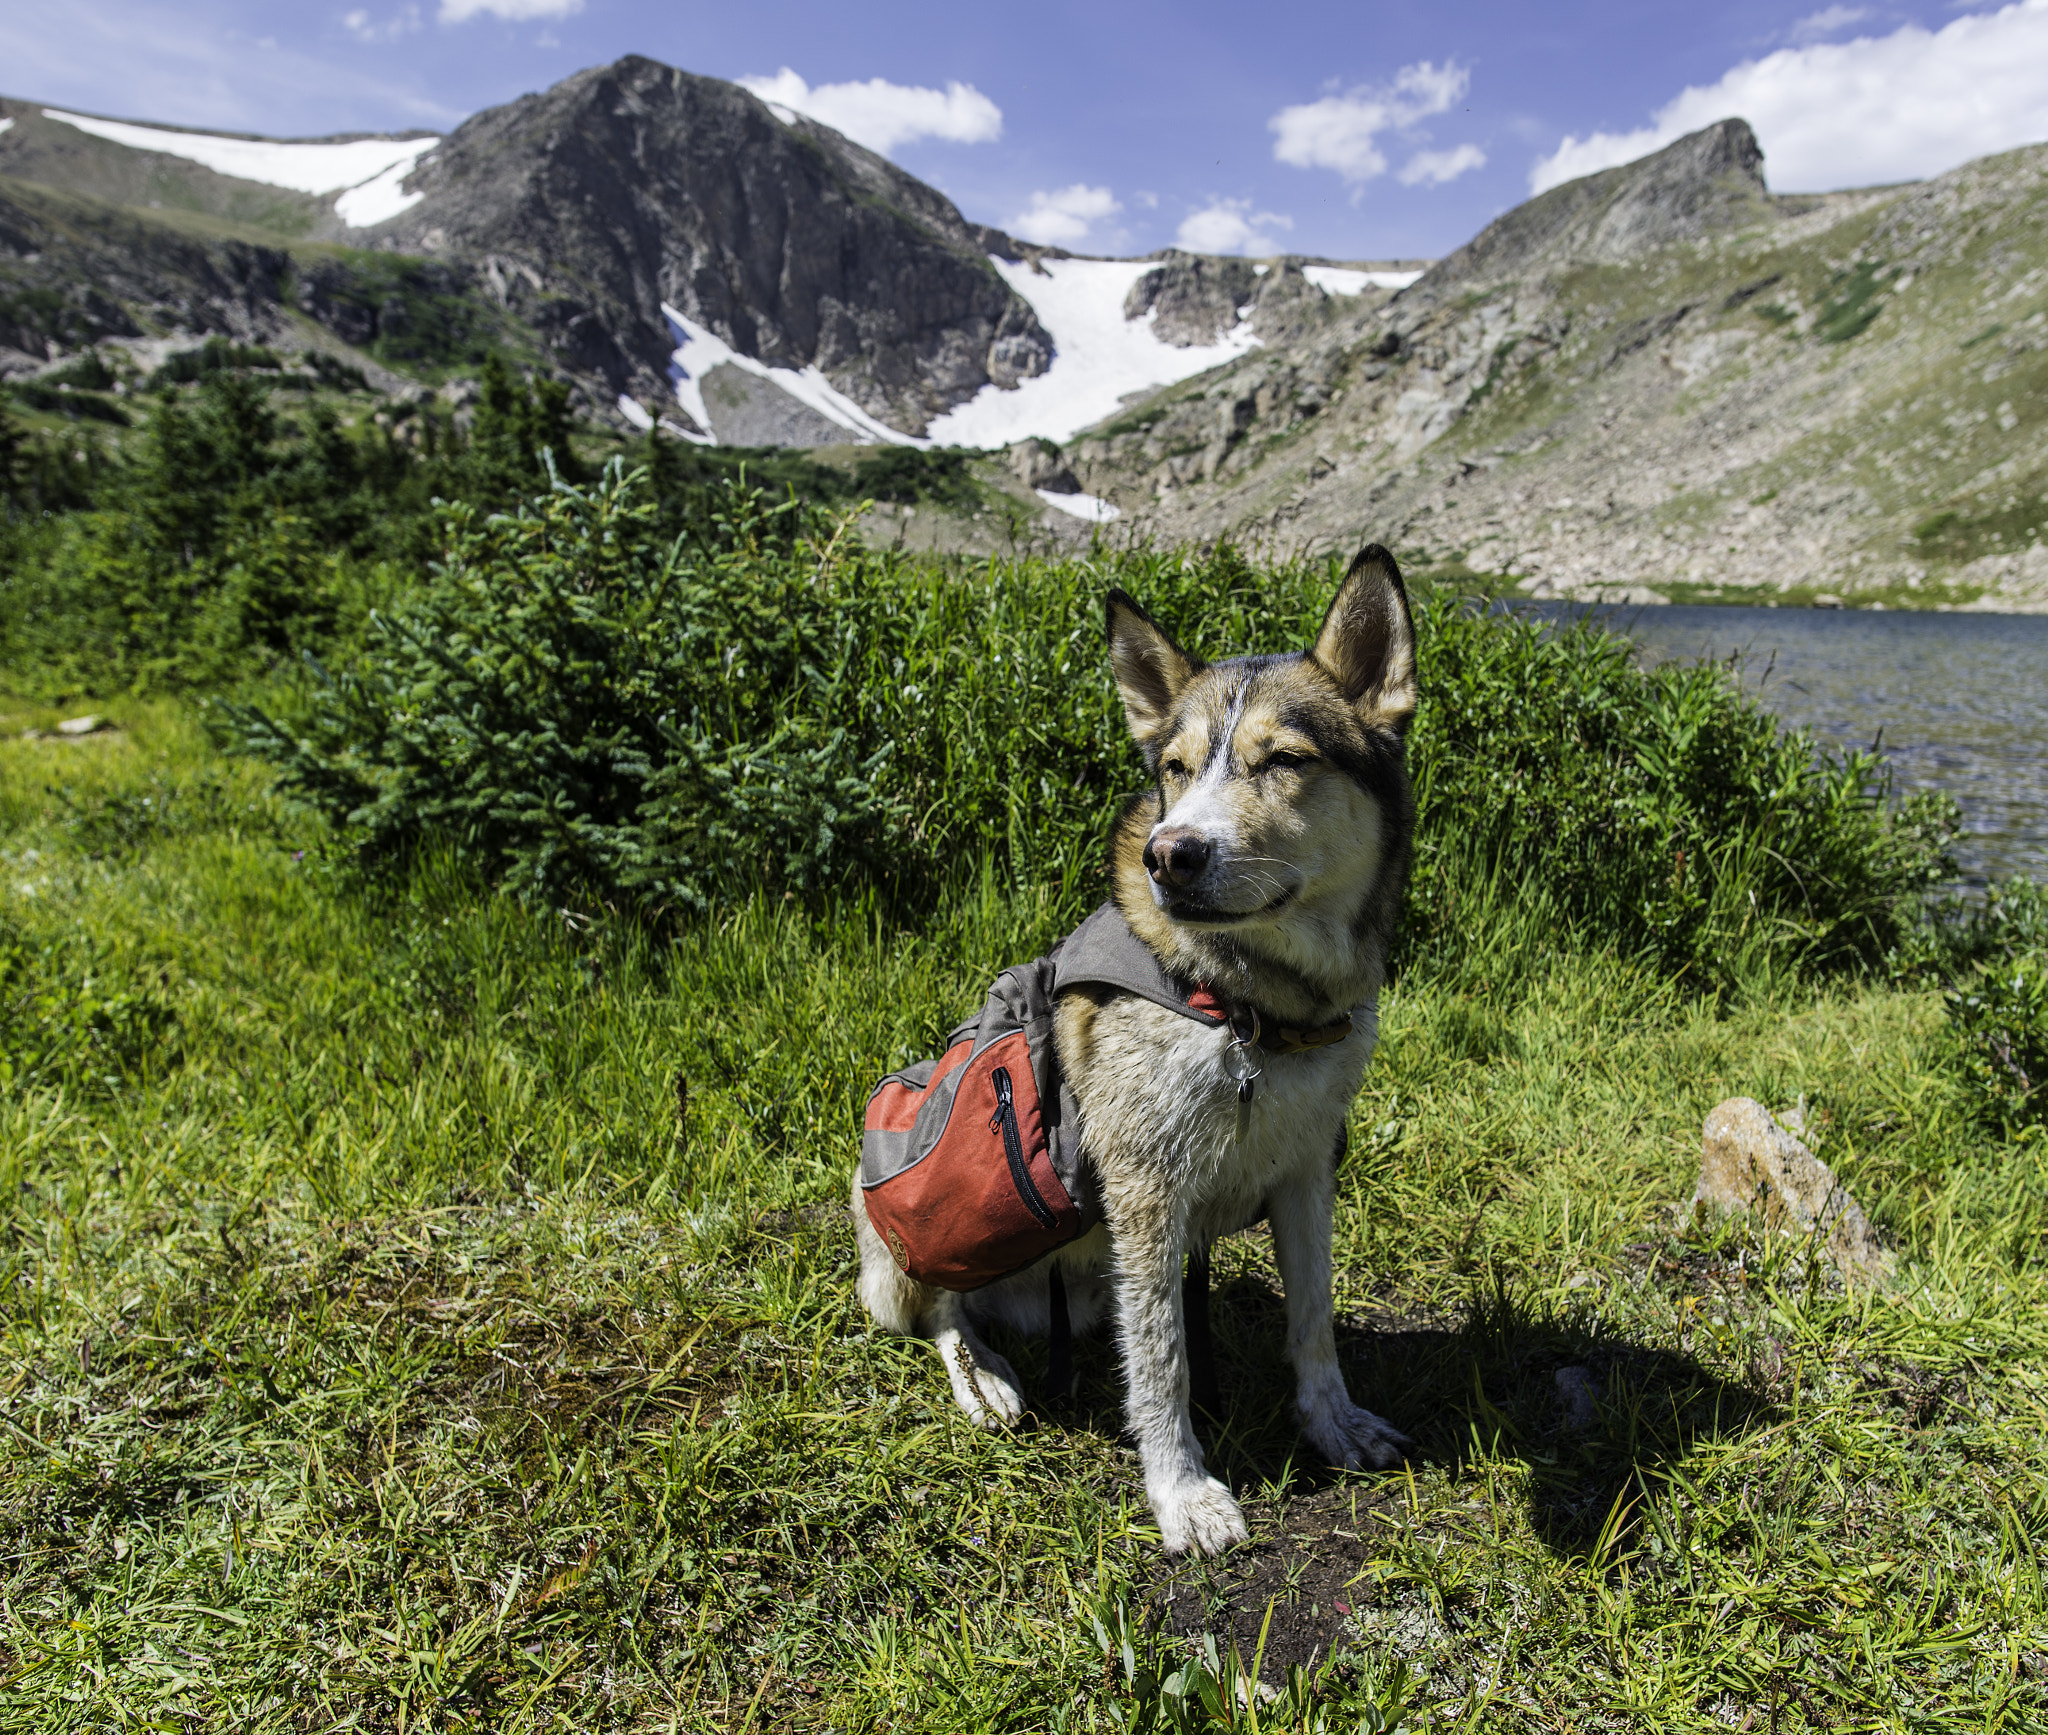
[[1068, 993, 1377, 1241]]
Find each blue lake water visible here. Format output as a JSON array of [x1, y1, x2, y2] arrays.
[[1534, 604, 2048, 888]]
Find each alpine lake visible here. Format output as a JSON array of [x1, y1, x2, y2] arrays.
[[1544, 602, 2048, 889]]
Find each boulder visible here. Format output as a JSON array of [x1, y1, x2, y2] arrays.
[[1006, 437, 1079, 495], [1693, 1097, 1893, 1286]]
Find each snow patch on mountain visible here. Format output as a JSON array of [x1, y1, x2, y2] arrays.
[[924, 258, 1261, 448], [660, 305, 919, 446], [39, 109, 437, 227], [1037, 488, 1121, 522], [333, 157, 433, 226], [1304, 266, 1424, 295]]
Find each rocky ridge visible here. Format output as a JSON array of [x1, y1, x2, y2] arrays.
[[1062, 122, 2048, 610]]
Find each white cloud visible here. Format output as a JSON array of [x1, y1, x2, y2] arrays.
[[736, 67, 1001, 156], [1530, 0, 2048, 194], [1011, 184, 1121, 247], [1270, 59, 1470, 182], [344, 6, 423, 44], [1789, 5, 1871, 42], [439, 0, 581, 18], [1398, 143, 1486, 186], [1176, 198, 1293, 255]]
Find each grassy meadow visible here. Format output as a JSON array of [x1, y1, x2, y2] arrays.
[[1, 692, 2044, 1729], [0, 433, 2044, 1727]]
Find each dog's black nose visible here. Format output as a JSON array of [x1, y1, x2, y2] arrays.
[[1144, 828, 1211, 888]]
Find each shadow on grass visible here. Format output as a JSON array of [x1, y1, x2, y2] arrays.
[[998, 1269, 1779, 1684]]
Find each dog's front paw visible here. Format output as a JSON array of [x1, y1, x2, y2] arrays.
[[1153, 1476, 1250, 1556], [1303, 1395, 1412, 1470], [943, 1338, 1025, 1431]]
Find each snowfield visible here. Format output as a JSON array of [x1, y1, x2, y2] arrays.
[[661, 255, 1417, 459], [922, 257, 1260, 448], [667, 259, 1264, 452], [1303, 266, 1424, 296], [39, 109, 438, 228], [660, 305, 916, 446]]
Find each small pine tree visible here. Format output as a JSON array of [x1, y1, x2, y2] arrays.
[[0, 403, 24, 508]]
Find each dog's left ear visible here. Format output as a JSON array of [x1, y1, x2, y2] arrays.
[[1311, 544, 1417, 735]]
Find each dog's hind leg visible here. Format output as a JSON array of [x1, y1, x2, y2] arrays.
[[849, 1168, 1025, 1430], [1267, 1159, 1411, 1470], [850, 1166, 927, 1336]]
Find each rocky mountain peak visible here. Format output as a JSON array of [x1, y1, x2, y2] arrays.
[[377, 55, 1052, 434], [1409, 118, 1772, 301]]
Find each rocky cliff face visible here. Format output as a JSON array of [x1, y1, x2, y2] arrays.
[[376, 57, 1052, 434], [0, 177, 293, 365], [1121, 252, 1331, 348], [1407, 118, 1774, 302]]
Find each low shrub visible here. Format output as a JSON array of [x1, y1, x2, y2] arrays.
[[228, 463, 1958, 987], [853, 444, 981, 508], [1404, 601, 1960, 981], [228, 469, 907, 912], [1945, 961, 2048, 1133], [149, 338, 284, 387]]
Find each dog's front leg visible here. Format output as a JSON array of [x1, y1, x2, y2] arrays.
[[1268, 1158, 1412, 1469], [1112, 1196, 1248, 1555]]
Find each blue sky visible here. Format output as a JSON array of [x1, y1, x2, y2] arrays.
[[6, 1, 2048, 259]]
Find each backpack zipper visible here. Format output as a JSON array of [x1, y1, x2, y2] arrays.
[[990, 1066, 1056, 1229]]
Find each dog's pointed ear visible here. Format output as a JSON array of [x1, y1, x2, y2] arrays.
[[1105, 588, 1200, 748], [1312, 544, 1417, 735]]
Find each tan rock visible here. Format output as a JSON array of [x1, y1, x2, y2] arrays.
[[1694, 1097, 1893, 1286]]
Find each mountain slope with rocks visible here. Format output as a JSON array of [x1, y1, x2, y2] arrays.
[[0, 64, 1415, 448], [5, 67, 2044, 609], [1063, 121, 2048, 611]]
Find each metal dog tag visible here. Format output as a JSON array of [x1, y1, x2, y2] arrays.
[[1224, 1033, 1263, 1146]]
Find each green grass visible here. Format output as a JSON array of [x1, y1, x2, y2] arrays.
[[2, 690, 2044, 1730]]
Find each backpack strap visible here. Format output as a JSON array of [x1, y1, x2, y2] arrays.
[[1053, 902, 1355, 1052], [1045, 1263, 1072, 1408]]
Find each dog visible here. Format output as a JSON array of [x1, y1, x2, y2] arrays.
[[852, 544, 1418, 1555]]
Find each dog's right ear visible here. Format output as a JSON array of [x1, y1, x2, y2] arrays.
[[1105, 589, 1200, 749]]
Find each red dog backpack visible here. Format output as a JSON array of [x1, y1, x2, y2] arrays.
[[859, 950, 1096, 1289]]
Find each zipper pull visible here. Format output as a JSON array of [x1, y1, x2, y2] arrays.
[[991, 1066, 1014, 1130]]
